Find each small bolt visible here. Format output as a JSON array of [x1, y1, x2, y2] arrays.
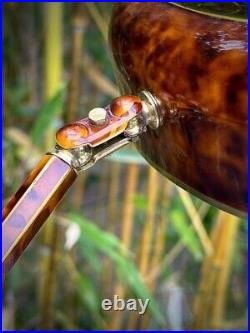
[[88, 107, 108, 126]]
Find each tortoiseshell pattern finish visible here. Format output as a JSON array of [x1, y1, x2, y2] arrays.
[[110, 3, 248, 216], [2, 155, 76, 277], [56, 95, 142, 149]]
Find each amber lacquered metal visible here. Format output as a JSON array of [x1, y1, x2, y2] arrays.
[[110, 3, 248, 216], [2, 95, 145, 276], [56, 95, 142, 149], [2, 155, 76, 277]]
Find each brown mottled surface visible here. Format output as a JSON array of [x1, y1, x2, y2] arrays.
[[110, 3, 248, 216], [2, 155, 76, 277]]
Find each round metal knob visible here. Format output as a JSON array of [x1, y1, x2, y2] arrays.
[[88, 107, 108, 126]]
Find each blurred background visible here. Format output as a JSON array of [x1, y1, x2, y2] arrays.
[[2, 2, 248, 331]]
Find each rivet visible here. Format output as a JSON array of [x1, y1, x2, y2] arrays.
[[88, 108, 108, 126]]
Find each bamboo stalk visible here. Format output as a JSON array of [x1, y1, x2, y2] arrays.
[[39, 221, 60, 329], [108, 163, 139, 330], [67, 3, 87, 122], [107, 162, 121, 233], [120, 164, 139, 248], [18, 4, 39, 104], [177, 187, 213, 256], [94, 162, 109, 223], [85, 3, 108, 42], [71, 174, 86, 212], [146, 199, 211, 284], [146, 179, 170, 271], [103, 162, 121, 295], [43, 4, 63, 99], [140, 179, 171, 330], [83, 2, 119, 101], [67, 4, 88, 213], [210, 214, 239, 328], [138, 167, 159, 275], [64, 5, 88, 324], [38, 4, 63, 329], [192, 211, 240, 329], [82, 56, 119, 98], [63, 253, 106, 329], [127, 166, 159, 330], [192, 212, 228, 328], [44, 3, 63, 148]]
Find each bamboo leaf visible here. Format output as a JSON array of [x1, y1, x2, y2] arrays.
[[133, 194, 148, 210], [76, 273, 100, 315], [170, 209, 203, 261], [71, 265, 104, 328], [30, 85, 65, 145], [79, 236, 102, 273], [66, 212, 165, 325]]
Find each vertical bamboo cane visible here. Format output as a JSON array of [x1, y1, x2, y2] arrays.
[[192, 211, 240, 329], [94, 162, 109, 223], [107, 162, 121, 233], [119, 164, 139, 247], [127, 166, 159, 330], [38, 3, 63, 329], [63, 5, 88, 324], [18, 4, 39, 105], [85, 3, 108, 42], [210, 214, 239, 328], [44, 3, 63, 135], [68, 4, 88, 212], [192, 212, 223, 328], [103, 161, 121, 295], [108, 163, 139, 330], [177, 188, 213, 256], [138, 168, 159, 275], [140, 179, 171, 329], [67, 4, 87, 123]]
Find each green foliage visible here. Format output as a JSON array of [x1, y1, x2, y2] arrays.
[[170, 209, 203, 261], [133, 192, 203, 261], [4, 83, 37, 121], [65, 212, 165, 325], [133, 194, 148, 211], [3, 2, 248, 330], [85, 24, 114, 81], [30, 86, 65, 145], [73, 272, 104, 328]]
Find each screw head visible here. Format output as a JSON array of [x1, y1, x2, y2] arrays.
[[88, 107, 108, 126]]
